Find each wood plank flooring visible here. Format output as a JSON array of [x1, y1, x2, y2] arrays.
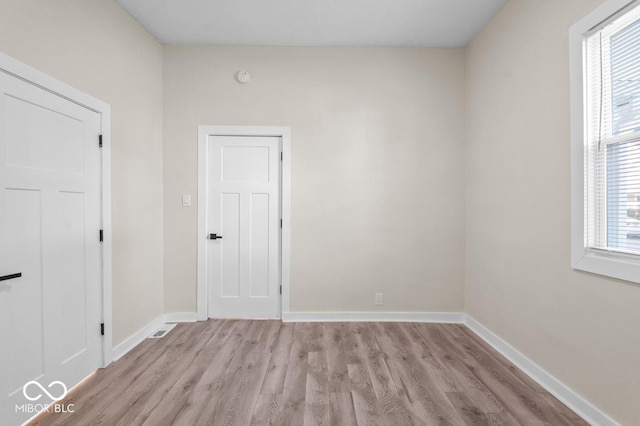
[[32, 320, 587, 426]]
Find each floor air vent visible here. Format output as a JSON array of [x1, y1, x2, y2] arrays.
[[148, 323, 177, 339]]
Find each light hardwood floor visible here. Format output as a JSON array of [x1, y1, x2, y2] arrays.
[[33, 320, 587, 425]]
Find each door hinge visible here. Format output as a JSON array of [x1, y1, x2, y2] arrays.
[[280, 219, 283, 228], [280, 285, 282, 295], [100, 323, 105, 336], [281, 152, 283, 161], [99, 134, 103, 148], [99, 229, 103, 242]]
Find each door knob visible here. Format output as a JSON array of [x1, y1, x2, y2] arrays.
[[208, 234, 223, 240]]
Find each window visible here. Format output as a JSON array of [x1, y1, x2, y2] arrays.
[[571, 0, 640, 283], [586, 4, 640, 253]]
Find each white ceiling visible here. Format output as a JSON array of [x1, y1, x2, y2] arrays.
[[116, 0, 506, 48]]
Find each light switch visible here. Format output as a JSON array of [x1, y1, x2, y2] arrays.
[[182, 194, 191, 207]]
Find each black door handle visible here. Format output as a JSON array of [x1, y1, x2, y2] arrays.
[[208, 234, 223, 240], [0, 273, 22, 282]]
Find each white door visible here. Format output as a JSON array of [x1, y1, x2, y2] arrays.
[[206, 135, 281, 318], [0, 71, 102, 425]]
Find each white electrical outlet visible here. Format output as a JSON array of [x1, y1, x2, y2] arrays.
[[375, 293, 383, 306]]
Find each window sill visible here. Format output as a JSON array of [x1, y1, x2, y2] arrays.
[[573, 248, 640, 284]]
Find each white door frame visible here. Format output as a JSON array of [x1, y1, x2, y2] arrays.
[[197, 126, 291, 320], [0, 52, 113, 367]]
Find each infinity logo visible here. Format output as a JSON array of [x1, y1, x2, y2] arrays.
[[22, 381, 68, 402]]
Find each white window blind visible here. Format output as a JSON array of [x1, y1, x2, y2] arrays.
[[585, 4, 640, 255]]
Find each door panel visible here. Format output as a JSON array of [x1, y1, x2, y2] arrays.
[[249, 193, 269, 297], [207, 135, 280, 318], [1, 189, 44, 395], [0, 71, 102, 425], [5, 94, 84, 173], [47, 191, 88, 363], [222, 146, 270, 182], [220, 193, 240, 297]]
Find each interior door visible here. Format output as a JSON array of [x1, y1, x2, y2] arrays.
[[207, 135, 281, 318], [0, 71, 102, 425]]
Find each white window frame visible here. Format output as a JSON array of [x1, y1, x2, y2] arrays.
[[570, 0, 640, 284]]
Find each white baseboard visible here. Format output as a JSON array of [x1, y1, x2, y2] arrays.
[[463, 315, 618, 426], [111, 314, 165, 362], [281, 311, 465, 323], [164, 312, 198, 323], [110, 313, 198, 362]]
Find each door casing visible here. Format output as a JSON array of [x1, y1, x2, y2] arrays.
[[0, 51, 113, 367], [197, 126, 291, 320]]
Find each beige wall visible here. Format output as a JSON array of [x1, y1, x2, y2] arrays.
[[163, 46, 466, 313], [0, 0, 165, 346], [465, 0, 640, 423], [5, 1, 635, 421]]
